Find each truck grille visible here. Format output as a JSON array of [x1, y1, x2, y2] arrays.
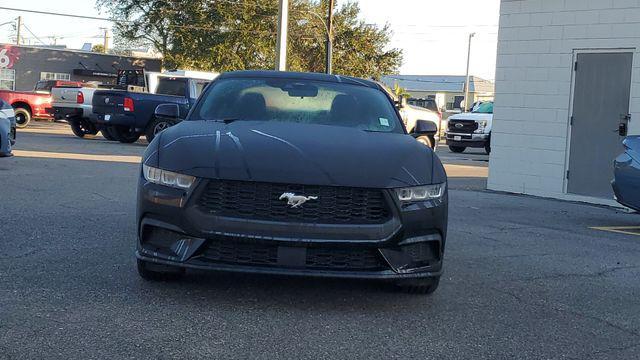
[[197, 179, 391, 224], [200, 238, 387, 271], [448, 120, 478, 134]]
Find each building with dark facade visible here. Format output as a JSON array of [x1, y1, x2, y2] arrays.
[[0, 44, 162, 91]]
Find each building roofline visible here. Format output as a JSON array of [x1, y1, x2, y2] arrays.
[[0, 43, 163, 61]]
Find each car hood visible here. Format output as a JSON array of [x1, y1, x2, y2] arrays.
[[448, 112, 493, 122], [149, 120, 441, 188], [623, 136, 640, 162]]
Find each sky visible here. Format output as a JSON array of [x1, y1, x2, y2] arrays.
[[0, 0, 500, 80]]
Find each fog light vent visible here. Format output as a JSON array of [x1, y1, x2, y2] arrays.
[[401, 242, 439, 267], [141, 226, 205, 261]]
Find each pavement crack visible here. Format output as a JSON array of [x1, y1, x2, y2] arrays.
[[575, 342, 640, 358], [0, 248, 44, 260], [512, 265, 640, 282], [92, 192, 110, 200], [490, 286, 640, 341]]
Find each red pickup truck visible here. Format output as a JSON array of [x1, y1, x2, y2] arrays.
[[0, 80, 82, 128]]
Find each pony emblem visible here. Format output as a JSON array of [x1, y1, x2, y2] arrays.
[[279, 192, 318, 208]]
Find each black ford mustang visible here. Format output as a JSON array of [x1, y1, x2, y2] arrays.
[[136, 70, 448, 294]]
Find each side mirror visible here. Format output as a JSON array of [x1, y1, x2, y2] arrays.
[[414, 119, 438, 135], [155, 104, 180, 120]]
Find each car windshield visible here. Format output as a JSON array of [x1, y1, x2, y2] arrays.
[[191, 78, 403, 133], [472, 102, 493, 114]]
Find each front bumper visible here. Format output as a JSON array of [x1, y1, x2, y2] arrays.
[[137, 178, 448, 280], [445, 132, 489, 148], [612, 153, 640, 211]]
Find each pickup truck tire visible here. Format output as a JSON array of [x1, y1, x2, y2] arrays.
[[395, 277, 440, 295], [100, 127, 116, 141], [415, 135, 434, 149], [14, 108, 31, 128], [145, 118, 176, 143], [109, 125, 141, 143], [69, 118, 98, 139], [449, 146, 466, 153]]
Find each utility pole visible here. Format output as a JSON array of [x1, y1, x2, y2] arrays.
[[463, 32, 476, 112], [275, 0, 289, 71], [325, 0, 334, 74], [100, 27, 110, 53], [15, 16, 22, 45]]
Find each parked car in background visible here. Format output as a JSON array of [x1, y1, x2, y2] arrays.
[[399, 102, 441, 148], [50, 83, 103, 138], [380, 85, 441, 149], [0, 79, 82, 128], [0, 99, 16, 157], [92, 75, 212, 143], [136, 70, 448, 294], [612, 136, 640, 211], [445, 101, 493, 154]]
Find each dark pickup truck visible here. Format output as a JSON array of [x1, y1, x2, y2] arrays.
[[91, 76, 209, 143]]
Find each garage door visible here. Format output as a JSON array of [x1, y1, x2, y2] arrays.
[[567, 52, 633, 199]]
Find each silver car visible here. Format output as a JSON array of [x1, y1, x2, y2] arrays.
[[0, 98, 16, 157]]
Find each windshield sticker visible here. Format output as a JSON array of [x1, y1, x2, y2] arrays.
[[379, 118, 390, 127]]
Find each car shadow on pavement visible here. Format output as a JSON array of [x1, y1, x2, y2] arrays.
[[134, 269, 438, 311]]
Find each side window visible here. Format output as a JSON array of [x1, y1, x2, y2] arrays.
[[194, 81, 208, 99]]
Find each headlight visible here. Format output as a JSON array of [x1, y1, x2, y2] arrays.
[[474, 120, 487, 134], [395, 184, 445, 202], [143, 164, 196, 189]]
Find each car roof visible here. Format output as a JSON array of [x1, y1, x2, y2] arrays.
[[217, 70, 381, 89]]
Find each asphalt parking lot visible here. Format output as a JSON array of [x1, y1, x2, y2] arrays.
[[2, 122, 640, 359]]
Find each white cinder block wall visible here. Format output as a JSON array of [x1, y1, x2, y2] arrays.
[[489, 0, 640, 202]]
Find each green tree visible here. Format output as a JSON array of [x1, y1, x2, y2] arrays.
[[392, 83, 411, 98], [91, 44, 105, 53], [97, 0, 402, 78]]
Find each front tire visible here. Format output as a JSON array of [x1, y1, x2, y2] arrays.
[[14, 108, 31, 128], [395, 277, 440, 295], [449, 146, 466, 153], [108, 125, 141, 143], [69, 118, 98, 138], [145, 118, 175, 143], [415, 135, 434, 149], [137, 259, 185, 281]]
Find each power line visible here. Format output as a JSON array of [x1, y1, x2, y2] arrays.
[[0, 7, 117, 23], [0, 6, 277, 33], [21, 23, 47, 45]]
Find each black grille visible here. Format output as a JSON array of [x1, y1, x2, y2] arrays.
[[200, 239, 387, 271], [203, 239, 278, 266], [448, 120, 478, 134], [197, 180, 391, 224], [306, 247, 385, 270]]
